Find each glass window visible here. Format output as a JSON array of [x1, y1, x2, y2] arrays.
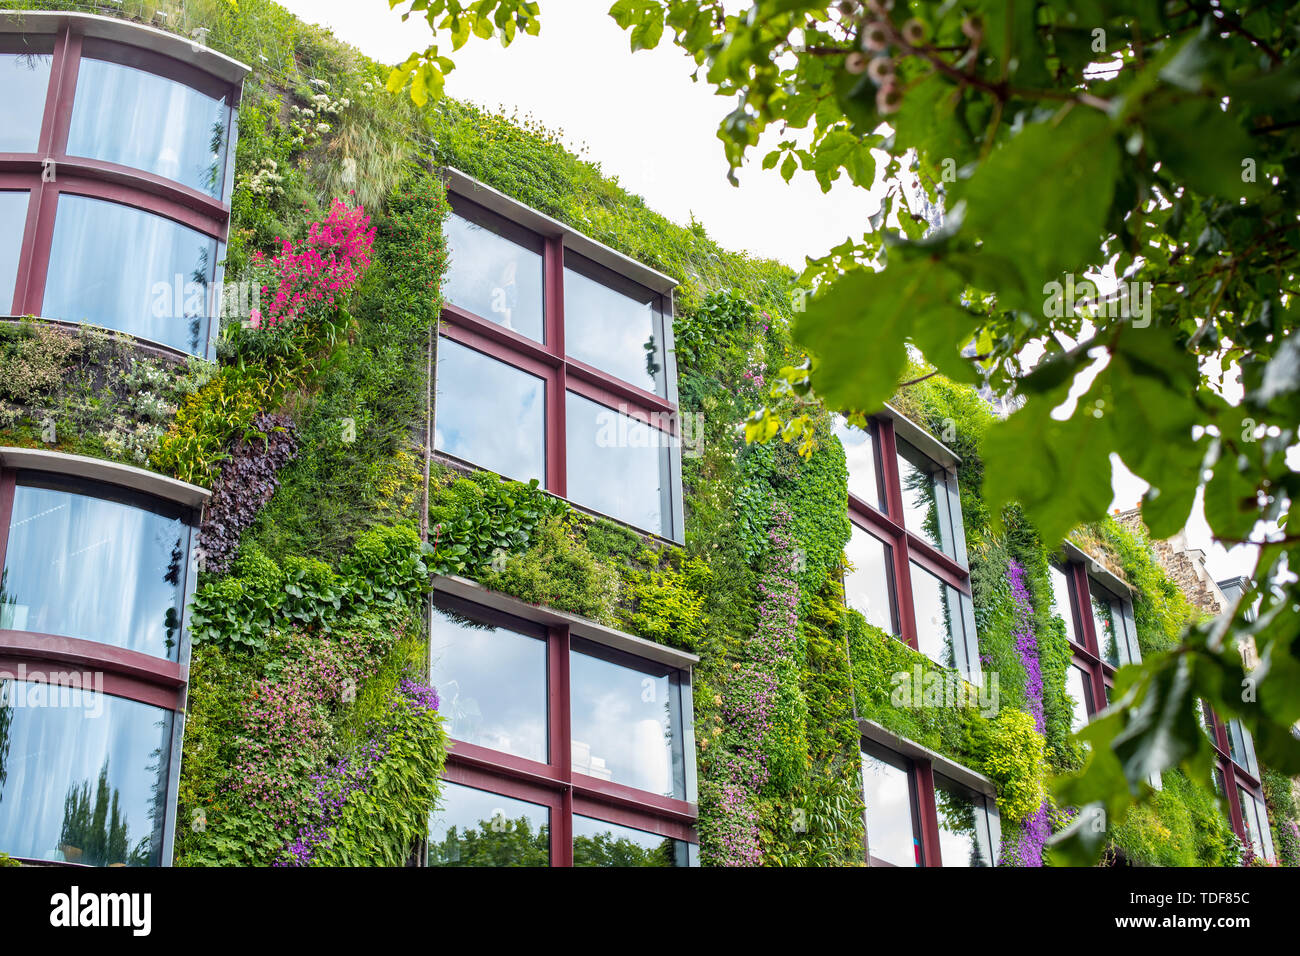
[[429, 601, 547, 763], [0, 191, 28, 311], [41, 194, 217, 356], [861, 747, 921, 866], [1090, 584, 1127, 668], [0, 49, 52, 153], [1049, 564, 1079, 645], [844, 525, 896, 634], [427, 782, 549, 867], [1227, 719, 1259, 778], [572, 815, 690, 867], [569, 641, 685, 799], [911, 562, 962, 672], [564, 261, 662, 395], [1237, 784, 1266, 859], [0, 680, 172, 866], [1066, 664, 1093, 733], [67, 57, 231, 198], [896, 439, 954, 556], [1254, 792, 1276, 861], [443, 212, 544, 342], [435, 337, 545, 485], [564, 391, 670, 536], [2, 478, 190, 660], [934, 775, 996, 867], [833, 415, 883, 509]]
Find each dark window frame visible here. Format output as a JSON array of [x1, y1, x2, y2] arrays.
[[430, 592, 698, 867], [436, 193, 684, 542], [1201, 701, 1275, 861], [0, 24, 240, 359], [843, 415, 978, 679], [1053, 558, 1141, 723]]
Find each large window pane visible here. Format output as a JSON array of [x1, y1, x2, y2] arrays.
[[1237, 785, 1267, 859], [572, 815, 690, 867], [1066, 665, 1093, 733], [443, 212, 544, 342], [896, 439, 955, 557], [564, 262, 662, 395], [435, 337, 545, 485], [1254, 792, 1275, 861], [564, 391, 670, 536], [429, 601, 546, 762], [934, 775, 995, 867], [1049, 564, 1079, 645], [0, 191, 28, 311], [2, 479, 189, 660], [1089, 584, 1127, 668], [0, 681, 172, 866], [861, 748, 920, 866], [67, 57, 230, 197], [427, 782, 549, 867], [42, 195, 217, 356], [833, 415, 883, 509], [911, 562, 961, 672], [844, 525, 895, 634], [0, 49, 52, 152], [570, 641, 684, 799]]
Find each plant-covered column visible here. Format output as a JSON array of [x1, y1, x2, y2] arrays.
[[1000, 559, 1051, 866]]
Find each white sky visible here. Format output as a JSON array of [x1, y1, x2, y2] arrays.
[[278, 0, 1260, 582]]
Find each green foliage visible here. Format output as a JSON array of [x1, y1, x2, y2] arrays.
[[483, 515, 623, 625], [620, 553, 711, 650], [977, 710, 1048, 824], [428, 469, 567, 575], [1108, 770, 1241, 868]]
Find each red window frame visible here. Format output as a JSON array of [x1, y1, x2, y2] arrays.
[[0, 466, 194, 714], [860, 736, 998, 867], [432, 593, 698, 867], [1202, 702, 1274, 860], [1054, 560, 1136, 722], [0, 25, 239, 356], [436, 195, 682, 540], [845, 416, 973, 656]]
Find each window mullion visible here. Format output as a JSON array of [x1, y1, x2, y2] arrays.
[[913, 759, 941, 867], [549, 623, 573, 866], [545, 235, 567, 497]]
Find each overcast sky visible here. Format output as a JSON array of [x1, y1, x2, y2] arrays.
[[278, 0, 1259, 583]]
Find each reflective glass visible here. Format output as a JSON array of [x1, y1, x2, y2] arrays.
[[897, 439, 954, 556], [443, 212, 544, 342], [1049, 564, 1079, 645], [564, 391, 670, 536], [572, 815, 690, 867], [911, 562, 960, 671], [435, 337, 545, 484], [934, 775, 995, 867], [42, 194, 217, 356], [1066, 665, 1093, 732], [427, 782, 549, 867], [0, 681, 172, 866], [0, 51, 52, 152], [844, 525, 895, 634], [862, 749, 919, 866], [833, 415, 882, 509], [570, 644, 684, 799], [1090, 585, 1126, 667], [68, 57, 230, 197], [564, 263, 662, 395], [429, 602, 546, 762], [2, 480, 189, 660], [0, 191, 28, 311]]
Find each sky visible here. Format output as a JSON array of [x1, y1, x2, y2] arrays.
[[278, 0, 1260, 583]]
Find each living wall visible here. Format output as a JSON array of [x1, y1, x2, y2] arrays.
[[2, 0, 1294, 866]]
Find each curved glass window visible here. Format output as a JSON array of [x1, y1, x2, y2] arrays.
[[0, 191, 28, 311], [67, 57, 231, 198], [427, 782, 549, 867], [1, 476, 190, 660], [429, 601, 547, 763], [564, 260, 663, 395], [0, 49, 52, 152], [444, 212, 544, 342], [435, 336, 546, 484], [42, 194, 217, 356], [0, 680, 172, 866], [573, 815, 690, 867], [570, 641, 685, 799]]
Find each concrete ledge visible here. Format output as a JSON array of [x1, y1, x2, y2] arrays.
[[444, 167, 679, 296], [1062, 540, 1132, 598], [859, 718, 998, 799], [1, 9, 250, 83], [882, 403, 962, 468], [433, 574, 699, 669], [0, 446, 209, 509]]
